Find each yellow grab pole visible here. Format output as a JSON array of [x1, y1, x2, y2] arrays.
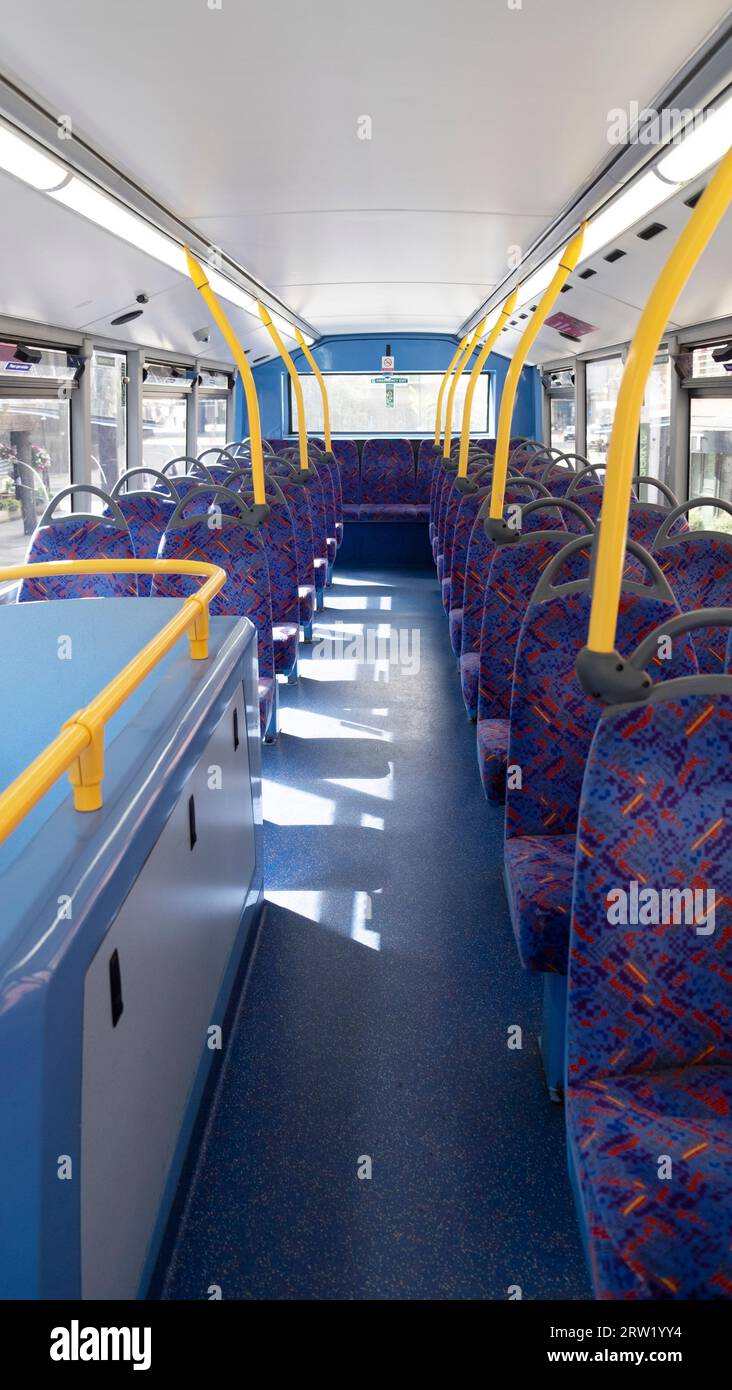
[[185, 250, 266, 507], [443, 320, 486, 459], [434, 337, 469, 446], [295, 330, 331, 452], [489, 224, 587, 519], [258, 305, 309, 472], [587, 145, 732, 655], [457, 289, 519, 478]]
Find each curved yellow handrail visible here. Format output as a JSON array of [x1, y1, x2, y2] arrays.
[[443, 320, 486, 460], [295, 330, 331, 452], [434, 337, 469, 446], [258, 305, 309, 472], [457, 289, 520, 478], [489, 224, 587, 519], [587, 144, 732, 654], [185, 250, 267, 507], [0, 558, 226, 837]]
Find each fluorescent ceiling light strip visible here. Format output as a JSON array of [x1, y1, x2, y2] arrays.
[[658, 90, 732, 183], [0, 121, 67, 190]]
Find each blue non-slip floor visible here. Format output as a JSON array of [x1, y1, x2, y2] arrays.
[[162, 563, 591, 1300]]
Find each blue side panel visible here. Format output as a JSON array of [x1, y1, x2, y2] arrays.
[[235, 332, 538, 440]]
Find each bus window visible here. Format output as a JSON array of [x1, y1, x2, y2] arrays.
[[689, 395, 732, 532], [0, 396, 70, 567], [585, 356, 623, 465]]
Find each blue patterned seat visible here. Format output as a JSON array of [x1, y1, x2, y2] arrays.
[[476, 530, 580, 800], [360, 438, 416, 520], [566, 677, 732, 1298], [17, 485, 137, 603], [151, 500, 277, 739], [459, 486, 560, 718], [415, 441, 442, 518], [504, 571, 697, 978], [107, 469, 179, 596], [332, 439, 361, 518], [653, 503, 732, 673]]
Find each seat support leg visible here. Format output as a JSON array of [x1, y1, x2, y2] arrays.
[[540, 972, 567, 1104]]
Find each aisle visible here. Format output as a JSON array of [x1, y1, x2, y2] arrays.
[[161, 564, 590, 1300]]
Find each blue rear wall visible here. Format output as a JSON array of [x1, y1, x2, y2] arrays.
[[235, 333, 541, 441]]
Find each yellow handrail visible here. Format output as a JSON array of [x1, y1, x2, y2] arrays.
[[587, 144, 732, 654], [457, 289, 519, 478], [295, 330, 331, 452], [185, 250, 267, 507], [489, 224, 587, 519], [0, 558, 226, 837], [258, 305, 309, 472], [443, 320, 486, 460], [434, 337, 469, 446]]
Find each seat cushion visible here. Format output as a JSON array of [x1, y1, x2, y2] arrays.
[[313, 556, 328, 589], [476, 718, 509, 803], [459, 651, 480, 720], [326, 536, 337, 563], [441, 576, 451, 613], [258, 677, 275, 737], [449, 607, 463, 657], [503, 833, 577, 972], [567, 1066, 732, 1300], [343, 503, 361, 519], [298, 583, 315, 625], [273, 622, 299, 675], [335, 521, 344, 546], [358, 503, 417, 521]]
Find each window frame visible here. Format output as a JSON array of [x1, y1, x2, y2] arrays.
[[287, 369, 492, 438]]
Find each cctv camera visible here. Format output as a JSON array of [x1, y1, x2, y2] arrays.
[[193, 327, 211, 345]]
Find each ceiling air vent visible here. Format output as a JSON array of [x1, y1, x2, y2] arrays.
[[637, 222, 666, 241], [684, 187, 705, 209], [578, 268, 596, 280], [111, 309, 143, 325], [560, 284, 572, 293], [604, 248, 626, 264], [252, 354, 269, 363]]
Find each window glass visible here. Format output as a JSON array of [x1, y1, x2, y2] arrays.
[[142, 397, 188, 469], [291, 372, 489, 436], [0, 397, 71, 566], [638, 356, 671, 494], [549, 397, 575, 451], [689, 396, 732, 533], [585, 357, 623, 466], [91, 351, 127, 495], [197, 396, 228, 455]]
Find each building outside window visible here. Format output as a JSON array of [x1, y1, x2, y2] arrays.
[[638, 355, 671, 495]]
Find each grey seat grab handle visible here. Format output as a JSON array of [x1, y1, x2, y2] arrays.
[[476, 477, 550, 522], [531, 534, 675, 605], [39, 483, 127, 530], [197, 447, 242, 471], [628, 607, 732, 671], [161, 456, 213, 480], [166, 483, 253, 530], [629, 474, 678, 508], [538, 452, 591, 484], [223, 471, 288, 509], [519, 496, 595, 531], [111, 468, 179, 502], [654, 495, 732, 547]]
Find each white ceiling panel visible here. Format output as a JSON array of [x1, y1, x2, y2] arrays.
[[0, 0, 729, 346]]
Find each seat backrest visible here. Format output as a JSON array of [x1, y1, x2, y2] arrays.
[[653, 500, 732, 673], [567, 676, 732, 1085], [505, 543, 697, 844], [313, 453, 337, 540], [361, 438, 415, 507], [460, 483, 559, 656], [416, 441, 442, 505], [331, 439, 360, 506], [477, 511, 594, 721], [440, 460, 494, 579], [107, 468, 180, 597], [17, 484, 137, 602], [152, 494, 274, 678], [277, 475, 317, 589]]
